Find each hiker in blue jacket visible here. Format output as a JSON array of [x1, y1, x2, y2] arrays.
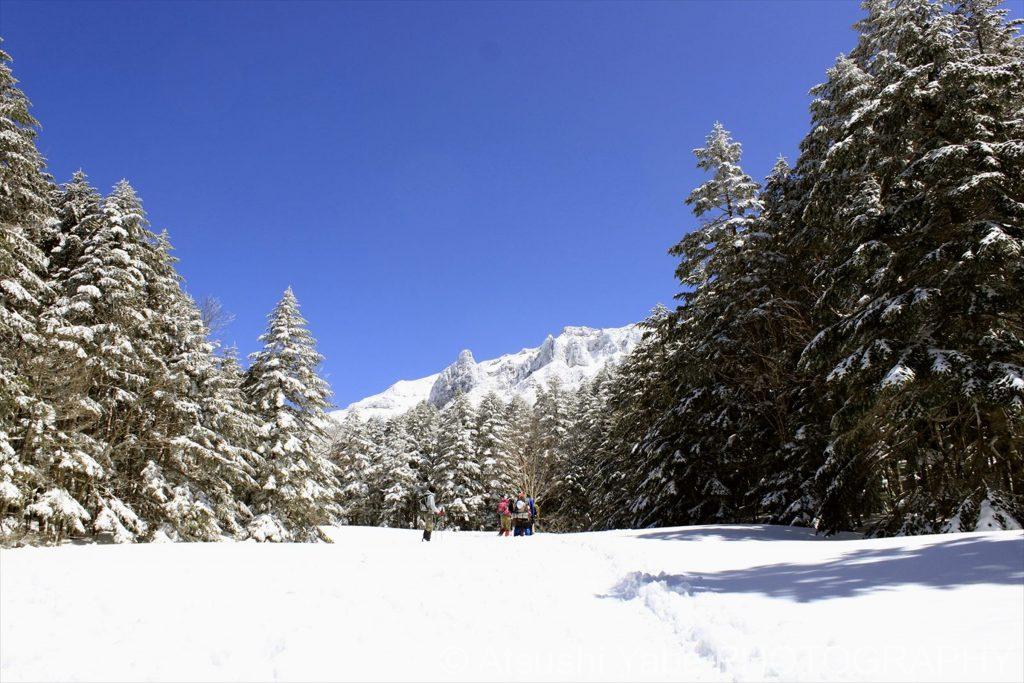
[[526, 496, 537, 535]]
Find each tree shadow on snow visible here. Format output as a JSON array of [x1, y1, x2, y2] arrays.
[[631, 525, 858, 543], [605, 534, 1024, 603]]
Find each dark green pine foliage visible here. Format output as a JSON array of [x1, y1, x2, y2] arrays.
[[584, 0, 1022, 536], [742, 158, 823, 527], [588, 305, 677, 529], [631, 122, 765, 526], [553, 369, 612, 530], [797, 0, 1024, 534]]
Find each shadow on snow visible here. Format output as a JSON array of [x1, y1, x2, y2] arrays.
[[630, 525, 856, 543], [605, 534, 1024, 603]]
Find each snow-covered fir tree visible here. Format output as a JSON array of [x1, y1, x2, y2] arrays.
[[797, 0, 1023, 534], [404, 400, 440, 488], [205, 347, 265, 519], [330, 414, 383, 525], [376, 415, 421, 528], [0, 43, 59, 538], [623, 123, 767, 527], [139, 274, 262, 541], [526, 380, 570, 510], [433, 392, 482, 529], [47, 171, 102, 282], [244, 287, 338, 541], [571, 0, 1022, 537], [549, 372, 607, 530], [583, 305, 677, 529], [669, 121, 762, 293], [740, 157, 821, 528], [34, 181, 168, 542], [502, 395, 533, 498], [475, 391, 516, 505]]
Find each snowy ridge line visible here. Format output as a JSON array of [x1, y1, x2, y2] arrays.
[[333, 323, 642, 420]]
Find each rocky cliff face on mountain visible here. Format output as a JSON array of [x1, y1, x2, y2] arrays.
[[333, 324, 641, 420], [428, 349, 483, 407]]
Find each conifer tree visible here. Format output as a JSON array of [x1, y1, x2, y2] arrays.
[[244, 287, 338, 540], [630, 123, 765, 527], [503, 395, 534, 497], [0, 43, 58, 537], [552, 374, 608, 530], [578, 307, 669, 529], [47, 171, 102, 278], [405, 400, 440, 488], [0, 44, 52, 237], [32, 181, 166, 542], [797, 0, 1024, 533], [39, 182, 259, 542], [329, 413, 371, 524], [475, 391, 515, 504], [669, 121, 762, 295], [741, 157, 821, 527], [139, 277, 261, 541], [434, 392, 482, 529], [532, 381, 571, 507], [207, 347, 264, 516], [377, 416, 420, 528]]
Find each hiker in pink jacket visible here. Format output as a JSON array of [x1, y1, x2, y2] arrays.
[[497, 495, 512, 537]]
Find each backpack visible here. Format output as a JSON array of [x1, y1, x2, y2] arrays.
[[515, 499, 526, 513]]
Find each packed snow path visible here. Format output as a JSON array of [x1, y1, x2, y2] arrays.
[[2, 525, 1022, 682]]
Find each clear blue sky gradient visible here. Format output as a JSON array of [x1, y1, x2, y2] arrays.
[[3, 0, 931, 407]]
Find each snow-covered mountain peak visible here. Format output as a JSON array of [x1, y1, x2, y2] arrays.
[[428, 349, 483, 407], [334, 323, 641, 420], [560, 325, 597, 335]]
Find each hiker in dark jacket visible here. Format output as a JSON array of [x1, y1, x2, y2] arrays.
[[511, 492, 530, 537], [526, 496, 538, 536], [418, 486, 443, 542]]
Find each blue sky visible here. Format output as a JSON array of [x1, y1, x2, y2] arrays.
[[6, 0, 881, 406]]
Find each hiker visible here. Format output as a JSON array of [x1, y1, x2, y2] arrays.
[[526, 496, 538, 536], [511, 492, 531, 537], [418, 485, 444, 542], [497, 494, 512, 537]]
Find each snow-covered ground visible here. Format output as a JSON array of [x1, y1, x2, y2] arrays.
[[2, 525, 1021, 682]]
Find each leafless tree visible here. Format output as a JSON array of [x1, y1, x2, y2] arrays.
[[198, 295, 236, 341]]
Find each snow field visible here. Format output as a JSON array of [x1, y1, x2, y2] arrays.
[[2, 525, 1021, 682]]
